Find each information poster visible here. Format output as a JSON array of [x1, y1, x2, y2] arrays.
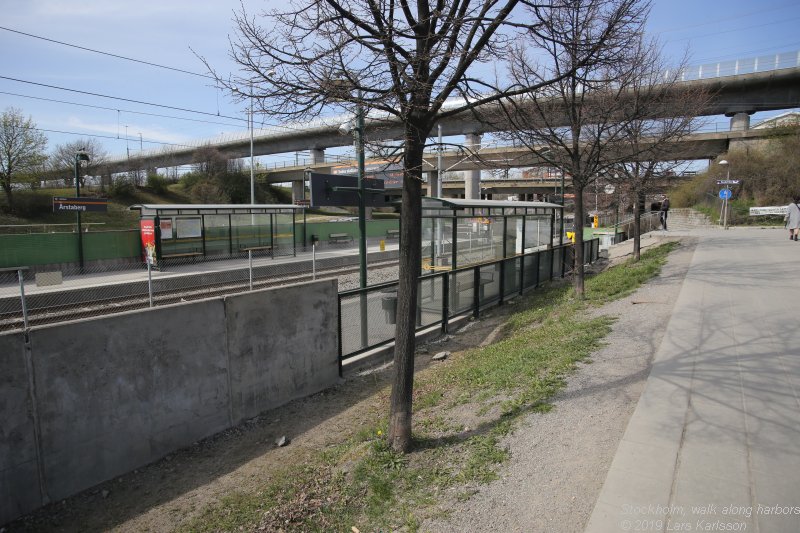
[[140, 219, 156, 264], [176, 217, 202, 238], [159, 218, 173, 240]]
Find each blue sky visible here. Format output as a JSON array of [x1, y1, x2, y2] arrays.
[[1, 0, 799, 167]]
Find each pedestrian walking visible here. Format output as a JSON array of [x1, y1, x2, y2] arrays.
[[785, 196, 800, 241], [660, 196, 670, 231]]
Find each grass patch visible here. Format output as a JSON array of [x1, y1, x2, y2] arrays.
[[181, 242, 679, 532]]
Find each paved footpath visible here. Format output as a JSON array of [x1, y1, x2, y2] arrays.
[[586, 227, 800, 533]]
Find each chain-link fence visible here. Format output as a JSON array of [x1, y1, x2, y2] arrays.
[[338, 240, 600, 362]]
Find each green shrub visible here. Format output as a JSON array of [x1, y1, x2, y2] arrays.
[[108, 179, 137, 201], [190, 179, 229, 203], [146, 173, 169, 195], [10, 191, 52, 217], [179, 171, 205, 191]]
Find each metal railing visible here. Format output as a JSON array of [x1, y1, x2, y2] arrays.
[[337, 239, 600, 368]]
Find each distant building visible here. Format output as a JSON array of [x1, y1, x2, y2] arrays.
[[752, 111, 800, 129], [522, 166, 566, 181]]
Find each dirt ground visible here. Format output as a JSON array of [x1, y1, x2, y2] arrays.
[[6, 236, 689, 533], [8, 277, 537, 533]]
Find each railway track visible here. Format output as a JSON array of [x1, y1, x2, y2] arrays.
[[0, 259, 399, 332]]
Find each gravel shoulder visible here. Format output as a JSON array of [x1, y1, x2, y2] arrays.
[[421, 237, 696, 533]]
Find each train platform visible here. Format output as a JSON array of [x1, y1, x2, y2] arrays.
[[2, 240, 400, 297]]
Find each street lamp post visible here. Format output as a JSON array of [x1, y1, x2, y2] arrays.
[[75, 150, 90, 271], [249, 84, 255, 205]]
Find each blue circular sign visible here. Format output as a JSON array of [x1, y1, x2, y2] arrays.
[[719, 188, 733, 200]]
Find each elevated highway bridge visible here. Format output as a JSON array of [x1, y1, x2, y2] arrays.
[[103, 53, 800, 199]]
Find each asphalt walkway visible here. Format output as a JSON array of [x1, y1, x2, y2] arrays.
[[586, 227, 800, 533]]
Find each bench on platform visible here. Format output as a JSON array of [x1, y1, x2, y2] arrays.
[[240, 245, 273, 256], [329, 233, 353, 244], [161, 252, 203, 260]]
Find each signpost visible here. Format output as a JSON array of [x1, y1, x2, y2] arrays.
[[309, 171, 386, 350], [716, 180, 740, 185], [719, 188, 733, 229]]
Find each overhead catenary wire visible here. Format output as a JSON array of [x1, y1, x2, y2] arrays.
[[0, 76, 337, 137], [0, 75, 247, 122], [0, 25, 213, 80], [0, 90, 244, 128]]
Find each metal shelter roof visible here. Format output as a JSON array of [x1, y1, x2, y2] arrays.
[[421, 197, 563, 210], [129, 204, 306, 216]]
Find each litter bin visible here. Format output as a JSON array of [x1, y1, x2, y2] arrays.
[[381, 289, 398, 325]]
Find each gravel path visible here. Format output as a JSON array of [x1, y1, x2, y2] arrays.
[[422, 237, 697, 533]]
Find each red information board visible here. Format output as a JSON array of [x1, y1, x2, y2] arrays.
[[140, 219, 156, 264]]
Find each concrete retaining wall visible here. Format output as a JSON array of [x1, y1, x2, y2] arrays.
[[0, 280, 338, 525]]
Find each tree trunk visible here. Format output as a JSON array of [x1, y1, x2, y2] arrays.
[[632, 187, 641, 261], [1, 183, 13, 212], [388, 136, 424, 453], [573, 183, 585, 297]]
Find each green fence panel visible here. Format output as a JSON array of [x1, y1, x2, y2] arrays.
[[297, 219, 399, 244], [0, 230, 141, 268], [82, 230, 141, 261], [0, 233, 78, 267]]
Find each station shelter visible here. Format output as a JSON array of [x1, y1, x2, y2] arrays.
[[420, 198, 564, 272], [130, 204, 305, 264]]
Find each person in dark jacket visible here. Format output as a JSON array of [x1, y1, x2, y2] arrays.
[[660, 196, 670, 230]]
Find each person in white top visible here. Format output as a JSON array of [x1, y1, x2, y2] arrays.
[[785, 196, 800, 241]]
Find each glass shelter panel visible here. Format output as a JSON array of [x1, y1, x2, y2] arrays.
[[539, 249, 552, 282], [505, 216, 522, 257], [421, 216, 452, 271], [273, 214, 294, 256], [231, 214, 272, 253], [503, 257, 521, 296], [524, 216, 551, 251], [453, 216, 505, 267], [450, 270, 475, 315], [523, 253, 539, 290], [203, 215, 230, 256], [417, 276, 444, 328], [160, 216, 203, 256], [478, 263, 501, 306]]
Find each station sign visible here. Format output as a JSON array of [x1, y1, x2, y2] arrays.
[[53, 197, 108, 213], [716, 180, 740, 185], [309, 172, 386, 208]]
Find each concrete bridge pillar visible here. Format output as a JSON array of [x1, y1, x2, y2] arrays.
[[292, 180, 305, 203], [464, 133, 481, 200], [728, 112, 751, 131], [310, 148, 325, 164], [427, 170, 440, 198]]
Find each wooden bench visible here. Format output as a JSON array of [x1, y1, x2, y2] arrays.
[[329, 233, 353, 244], [240, 245, 273, 256], [161, 252, 203, 260], [386, 229, 400, 239]]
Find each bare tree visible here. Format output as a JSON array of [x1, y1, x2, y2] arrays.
[[50, 138, 109, 187], [608, 39, 709, 260], [206, 0, 597, 452], [0, 107, 48, 211], [488, 0, 651, 296]]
